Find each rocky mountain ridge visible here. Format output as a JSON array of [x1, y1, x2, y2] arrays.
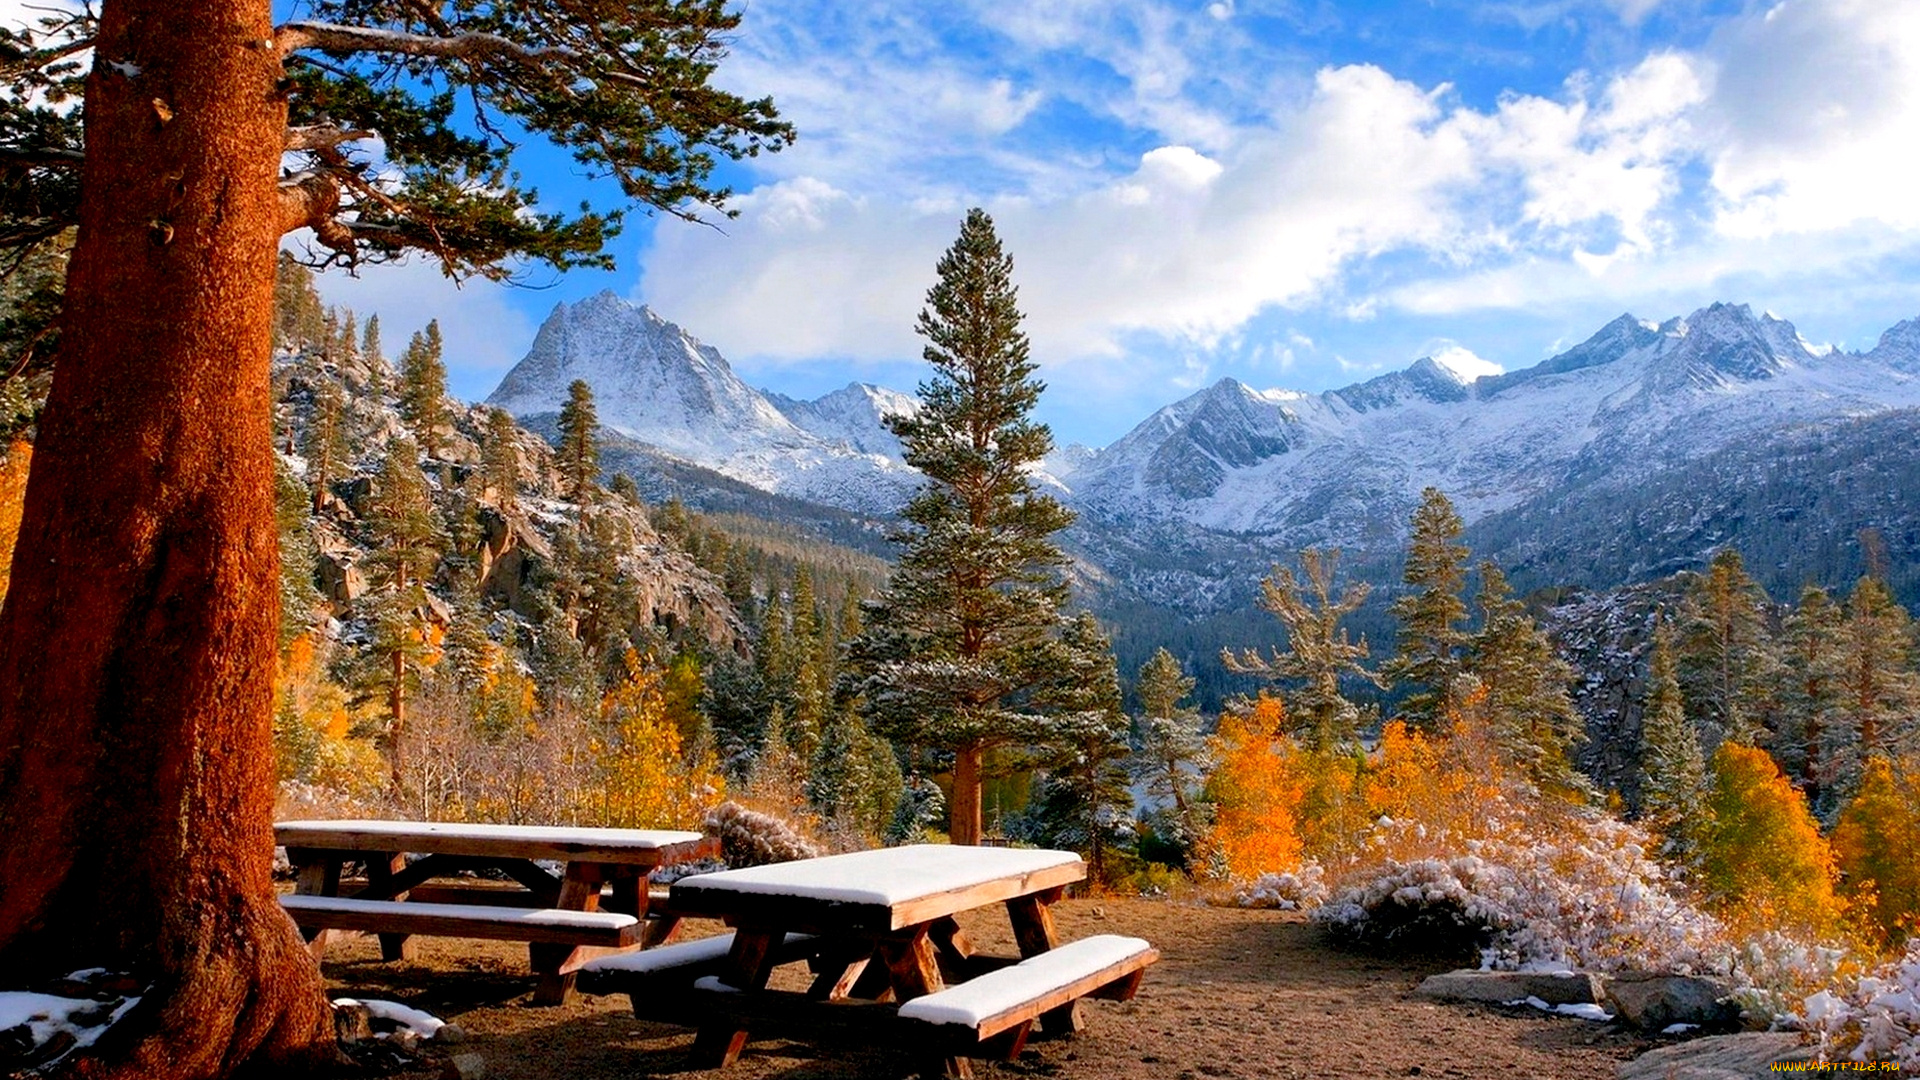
[[485, 296, 1920, 629]]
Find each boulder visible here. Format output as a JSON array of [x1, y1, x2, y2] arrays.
[[1606, 971, 1742, 1032], [1416, 969, 1604, 1006], [314, 548, 368, 607], [332, 1001, 375, 1044], [1616, 1033, 1813, 1080]]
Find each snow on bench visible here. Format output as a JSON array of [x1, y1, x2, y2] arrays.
[[278, 894, 641, 947], [897, 934, 1157, 1041]]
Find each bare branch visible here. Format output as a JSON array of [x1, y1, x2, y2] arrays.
[[276, 172, 354, 254], [284, 124, 375, 151], [274, 21, 567, 67], [0, 146, 83, 168]]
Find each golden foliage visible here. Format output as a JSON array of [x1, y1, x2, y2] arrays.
[[1202, 694, 1305, 878], [1832, 754, 1920, 952], [0, 439, 29, 609], [588, 650, 725, 830], [1698, 742, 1845, 939]]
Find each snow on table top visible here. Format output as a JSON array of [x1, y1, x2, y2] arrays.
[[898, 935, 1152, 1028], [275, 819, 705, 852], [280, 894, 638, 930], [671, 845, 1083, 909]]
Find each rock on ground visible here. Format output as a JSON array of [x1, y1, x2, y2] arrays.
[[1605, 972, 1742, 1032], [1616, 1033, 1814, 1080], [1416, 969, 1605, 1006]]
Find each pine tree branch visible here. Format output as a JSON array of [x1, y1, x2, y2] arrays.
[[274, 21, 568, 68], [284, 124, 375, 151], [0, 146, 83, 168]]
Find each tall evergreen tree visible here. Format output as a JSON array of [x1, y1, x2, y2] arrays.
[[1023, 613, 1133, 880], [1224, 548, 1376, 750], [272, 252, 327, 353], [557, 378, 601, 508], [1778, 584, 1844, 811], [1640, 623, 1709, 860], [1675, 548, 1778, 748], [363, 435, 442, 780], [398, 321, 452, 459], [481, 406, 522, 510], [846, 208, 1076, 846], [1469, 562, 1584, 795], [1832, 576, 1920, 797], [1131, 647, 1209, 849], [1384, 487, 1470, 730], [301, 371, 351, 512], [361, 314, 383, 368]]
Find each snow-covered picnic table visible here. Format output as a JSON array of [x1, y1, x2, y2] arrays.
[[601, 845, 1155, 1078], [274, 819, 719, 1004]]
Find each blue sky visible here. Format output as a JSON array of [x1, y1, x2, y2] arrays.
[[309, 0, 1920, 448]]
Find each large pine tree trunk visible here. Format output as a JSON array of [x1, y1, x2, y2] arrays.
[[950, 742, 983, 845], [0, 1, 336, 1074]]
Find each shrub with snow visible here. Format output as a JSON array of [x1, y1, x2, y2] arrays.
[[1802, 939, 1920, 1071], [1233, 862, 1329, 911], [703, 800, 822, 867], [1313, 814, 1726, 974]]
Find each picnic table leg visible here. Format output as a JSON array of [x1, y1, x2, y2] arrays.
[[879, 927, 972, 1080], [367, 852, 417, 962], [531, 861, 605, 1006], [690, 927, 783, 1067], [806, 937, 876, 1000], [289, 848, 342, 962], [1006, 887, 1083, 1035], [929, 916, 974, 983]]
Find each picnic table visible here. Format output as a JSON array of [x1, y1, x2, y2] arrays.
[[584, 844, 1157, 1078], [275, 819, 719, 1004]]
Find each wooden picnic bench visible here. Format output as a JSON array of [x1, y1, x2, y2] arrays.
[[275, 819, 719, 1004], [580, 845, 1157, 1078]]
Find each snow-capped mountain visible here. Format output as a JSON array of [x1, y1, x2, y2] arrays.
[[766, 382, 918, 459], [1074, 303, 1920, 545], [487, 296, 1920, 623], [487, 292, 919, 514]]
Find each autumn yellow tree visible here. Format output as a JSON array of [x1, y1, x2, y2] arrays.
[[1831, 754, 1920, 951], [592, 650, 724, 829], [1697, 743, 1844, 938], [1202, 694, 1305, 878], [0, 439, 27, 608]]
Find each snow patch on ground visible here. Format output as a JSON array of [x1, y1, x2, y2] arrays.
[[0, 989, 141, 1064], [1506, 995, 1614, 1022], [334, 998, 445, 1038]]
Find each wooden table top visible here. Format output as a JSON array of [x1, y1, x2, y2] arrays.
[[669, 845, 1086, 933], [275, 819, 715, 864]]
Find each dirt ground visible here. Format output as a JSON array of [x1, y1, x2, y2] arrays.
[[322, 897, 1663, 1080]]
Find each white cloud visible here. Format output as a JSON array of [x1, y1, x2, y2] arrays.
[[647, 64, 1480, 366], [639, 0, 1920, 411], [1702, 0, 1920, 236], [1426, 343, 1505, 381]]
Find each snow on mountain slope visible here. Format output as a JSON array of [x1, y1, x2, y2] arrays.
[[487, 293, 919, 514], [767, 382, 918, 458], [1074, 303, 1920, 542]]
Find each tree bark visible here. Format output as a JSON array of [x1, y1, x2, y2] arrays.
[[950, 741, 983, 846], [0, 1, 337, 1075]]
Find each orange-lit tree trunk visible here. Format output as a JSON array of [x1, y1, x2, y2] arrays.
[[950, 741, 984, 846], [0, 1, 336, 1074]]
